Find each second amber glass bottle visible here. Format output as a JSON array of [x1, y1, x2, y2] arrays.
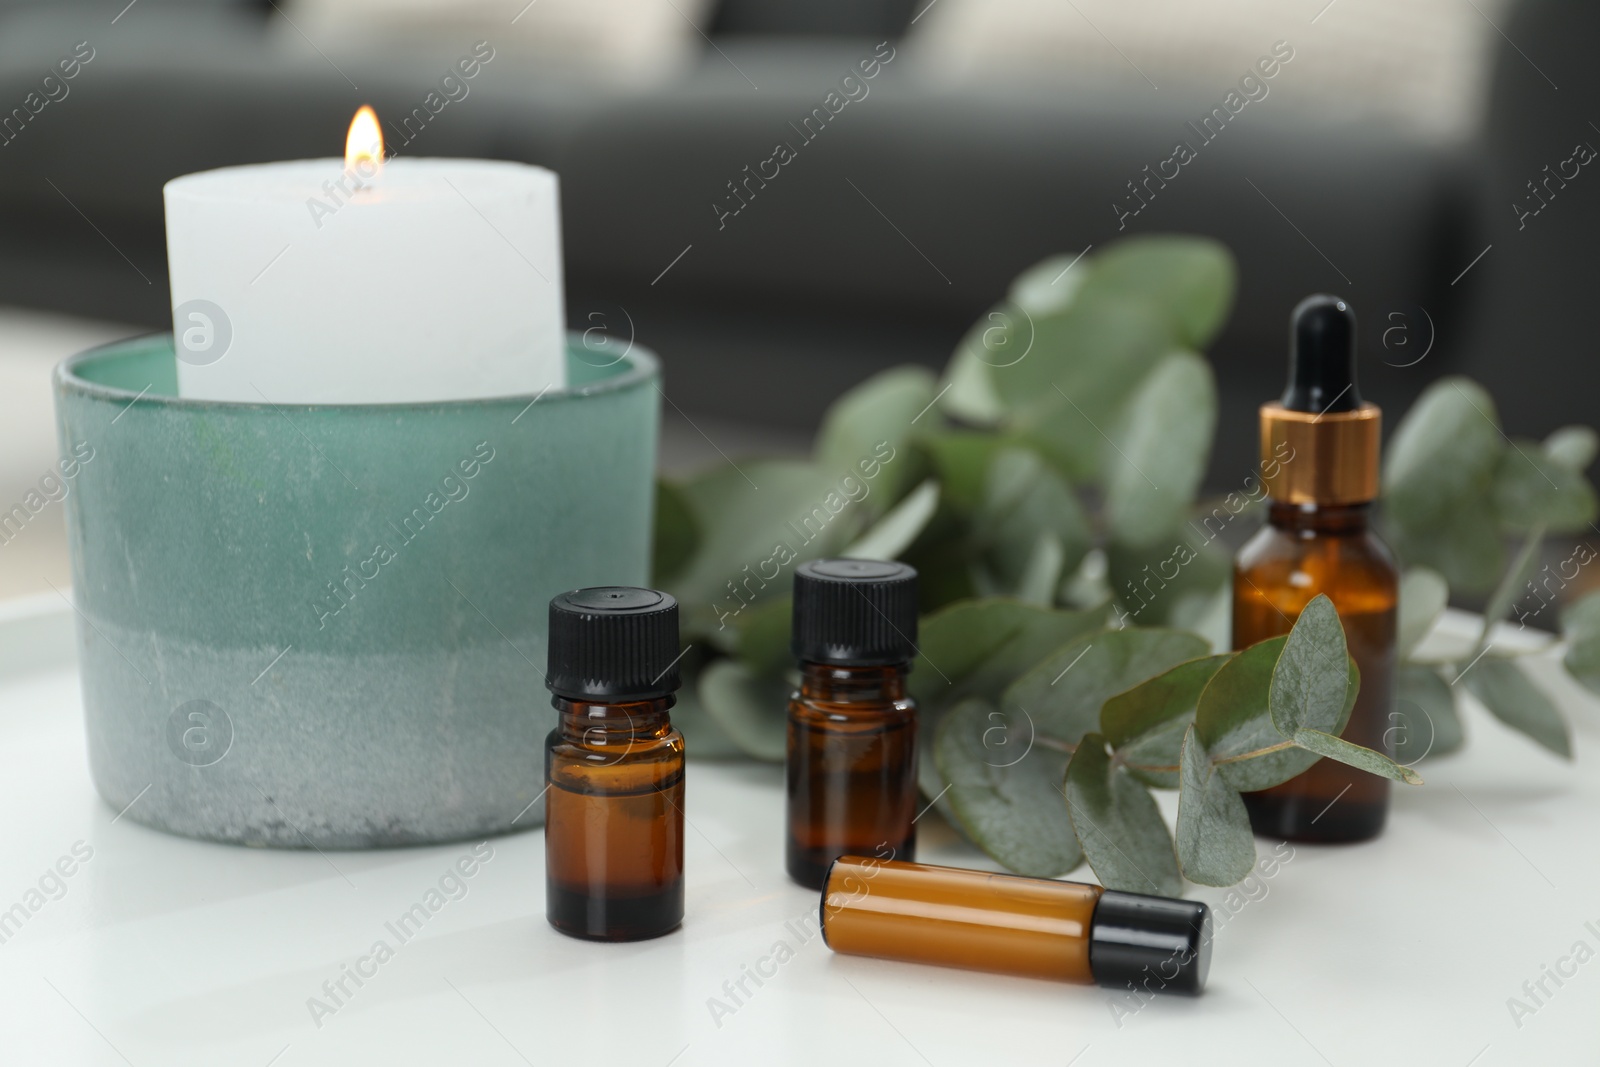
[[1234, 296, 1399, 842], [544, 587, 685, 941], [786, 559, 920, 889]]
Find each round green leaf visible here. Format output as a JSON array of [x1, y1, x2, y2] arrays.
[[1104, 654, 1233, 748], [1391, 664, 1463, 763], [733, 594, 792, 678], [908, 598, 1112, 712], [1175, 726, 1256, 886], [1492, 441, 1597, 535], [1269, 594, 1350, 737], [671, 668, 749, 760], [1290, 728, 1422, 785], [1064, 735, 1183, 897], [1195, 636, 1358, 792], [935, 699, 1082, 877], [652, 479, 700, 586], [667, 460, 864, 640], [1004, 628, 1210, 745], [1562, 592, 1600, 697], [1106, 532, 1231, 628], [1102, 352, 1217, 547], [1397, 567, 1448, 659], [974, 447, 1091, 600], [1382, 377, 1506, 591], [843, 479, 940, 561], [698, 659, 790, 762], [1543, 425, 1599, 472], [1075, 235, 1237, 349], [1459, 656, 1571, 758], [816, 366, 938, 506], [1103, 654, 1233, 788]]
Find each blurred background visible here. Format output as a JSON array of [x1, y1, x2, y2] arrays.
[[0, 0, 1592, 600]]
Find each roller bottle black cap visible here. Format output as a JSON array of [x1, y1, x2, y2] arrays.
[[1089, 889, 1212, 996], [546, 587, 682, 701], [791, 559, 918, 666], [1283, 294, 1361, 414]]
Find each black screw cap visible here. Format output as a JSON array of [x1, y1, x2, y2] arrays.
[[1089, 890, 1212, 996], [546, 587, 681, 701], [791, 559, 918, 667]]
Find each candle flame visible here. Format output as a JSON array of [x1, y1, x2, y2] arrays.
[[345, 105, 384, 174]]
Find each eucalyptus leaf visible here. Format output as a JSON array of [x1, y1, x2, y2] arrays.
[[816, 366, 938, 506], [1008, 533, 1065, 607], [1544, 425, 1599, 472], [1397, 567, 1449, 659], [1114, 717, 1195, 792], [1065, 736, 1183, 896], [1392, 664, 1463, 764], [1175, 726, 1256, 886], [652, 479, 699, 586], [1269, 594, 1349, 737], [1103, 654, 1233, 788], [1008, 252, 1092, 317], [843, 479, 940, 561], [1491, 442, 1597, 535], [935, 699, 1082, 877], [671, 667, 750, 760], [1459, 656, 1571, 758], [991, 294, 1173, 419], [1561, 592, 1600, 697], [1106, 533, 1231, 629], [923, 432, 1008, 516], [939, 334, 1006, 425], [974, 448, 1091, 599], [1195, 636, 1359, 792], [1384, 377, 1504, 526], [909, 598, 1112, 712], [733, 594, 792, 678], [1005, 628, 1210, 745], [1386, 503, 1506, 596], [1382, 377, 1506, 591], [698, 659, 790, 762], [1478, 529, 1544, 646], [1075, 235, 1237, 349], [1290, 728, 1423, 785], [1104, 654, 1233, 748], [1103, 352, 1217, 547], [668, 460, 863, 639]]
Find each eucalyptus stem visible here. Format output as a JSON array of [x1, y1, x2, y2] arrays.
[[1472, 523, 1547, 660]]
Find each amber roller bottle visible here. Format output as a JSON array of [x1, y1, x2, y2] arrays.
[[1235, 295, 1399, 842], [786, 560, 920, 890], [821, 857, 1211, 994], [544, 587, 685, 941]]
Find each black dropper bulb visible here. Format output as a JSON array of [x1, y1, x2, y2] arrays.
[[1283, 294, 1360, 414]]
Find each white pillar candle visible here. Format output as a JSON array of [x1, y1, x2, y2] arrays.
[[164, 119, 566, 404]]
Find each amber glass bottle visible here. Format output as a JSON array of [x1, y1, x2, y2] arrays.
[[786, 560, 920, 890], [1235, 296, 1399, 842], [544, 587, 685, 941], [821, 857, 1211, 994]]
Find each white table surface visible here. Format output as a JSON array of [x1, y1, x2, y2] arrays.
[[1, 593, 1595, 1067]]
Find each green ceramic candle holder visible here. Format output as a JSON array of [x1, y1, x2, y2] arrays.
[[53, 333, 659, 848]]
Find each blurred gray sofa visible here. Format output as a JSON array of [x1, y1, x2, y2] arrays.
[[0, 0, 1587, 484]]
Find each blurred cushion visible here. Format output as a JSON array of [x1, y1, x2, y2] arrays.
[[286, 0, 716, 82], [910, 0, 1513, 141]]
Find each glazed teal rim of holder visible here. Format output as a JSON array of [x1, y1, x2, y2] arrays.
[[55, 330, 661, 848], [55, 331, 658, 408]]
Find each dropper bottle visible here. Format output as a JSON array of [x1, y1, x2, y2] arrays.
[[1234, 295, 1399, 841]]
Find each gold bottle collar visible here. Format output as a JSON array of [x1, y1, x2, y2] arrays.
[[1259, 401, 1381, 506]]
